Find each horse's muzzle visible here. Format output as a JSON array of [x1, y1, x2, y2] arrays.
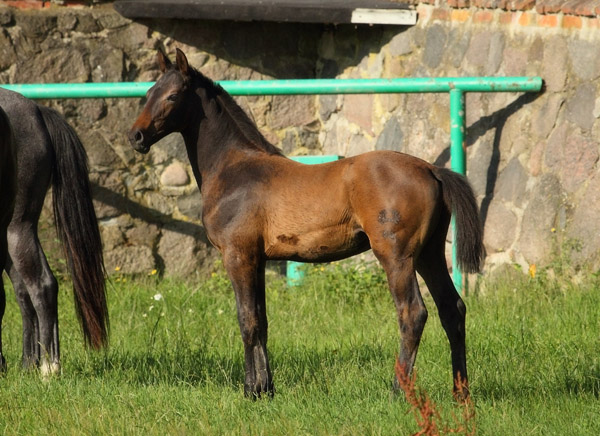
[[128, 128, 150, 154]]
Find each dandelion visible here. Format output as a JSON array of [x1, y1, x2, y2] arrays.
[[115, 266, 121, 272], [528, 264, 536, 279], [149, 269, 158, 276], [153, 293, 163, 301], [551, 227, 556, 233]]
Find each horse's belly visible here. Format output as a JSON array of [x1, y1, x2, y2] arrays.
[[265, 227, 370, 262]]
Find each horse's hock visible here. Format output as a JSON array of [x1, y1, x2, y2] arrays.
[[2, 1, 600, 277]]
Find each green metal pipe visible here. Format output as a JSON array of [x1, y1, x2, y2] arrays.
[[449, 89, 466, 293], [286, 155, 342, 287], [1, 76, 542, 99]]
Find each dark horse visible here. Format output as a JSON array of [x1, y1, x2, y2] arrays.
[[0, 88, 108, 375], [0, 105, 17, 371], [129, 49, 484, 399]]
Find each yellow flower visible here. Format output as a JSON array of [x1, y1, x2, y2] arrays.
[[115, 266, 121, 272], [528, 264, 536, 279], [149, 269, 158, 276]]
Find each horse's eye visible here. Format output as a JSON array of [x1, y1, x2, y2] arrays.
[[167, 94, 178, 102]]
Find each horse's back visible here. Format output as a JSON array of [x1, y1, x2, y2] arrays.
[[0, 88, 50, 155]]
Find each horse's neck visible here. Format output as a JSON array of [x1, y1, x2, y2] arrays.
[[181, 110, 255, 191]]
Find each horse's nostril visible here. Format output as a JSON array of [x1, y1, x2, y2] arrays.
[[134, 130, 143, 143]]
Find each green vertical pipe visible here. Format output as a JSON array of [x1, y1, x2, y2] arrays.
[[449, 89, 466, 294], [286, 155, 342, 286]]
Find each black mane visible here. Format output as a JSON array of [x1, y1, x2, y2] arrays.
[[190, 68, 283, 156]]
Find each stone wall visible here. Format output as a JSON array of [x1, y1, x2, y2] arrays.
[[1, 2, 599, 278]]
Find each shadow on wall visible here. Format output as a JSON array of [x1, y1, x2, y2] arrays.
[[432, 91, 543, 228], [133, 18, 407, 78], [91, 183, 210, 244]]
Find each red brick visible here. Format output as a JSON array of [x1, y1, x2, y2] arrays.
[[562, 15, 583, 28], [518, 12, 533, 25], [451, 9, 471, 22], [499, 11, 514, 24], [431, 8, 451, 21], [474, 10, 494, 23], [537, 14, 559, 27], [2, 0, 50, 9], [588, 17, 600, 28]]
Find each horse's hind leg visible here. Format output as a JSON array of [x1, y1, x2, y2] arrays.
[[7, 261, 40, 369], [7, 225, 60, 376], [374, 243, 428, 391], [223, 249, 272, 398], [417, 231, 469, 399]]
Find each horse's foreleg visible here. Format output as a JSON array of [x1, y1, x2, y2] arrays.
[[224, 251, 272, 398]]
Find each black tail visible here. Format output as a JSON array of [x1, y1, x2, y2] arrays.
[[432, 167, 485, 274], [38, 105, 108, 349]]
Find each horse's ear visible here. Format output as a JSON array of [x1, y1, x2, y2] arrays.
[[157, 49, 172, 73], [175, 48, 190, 76]]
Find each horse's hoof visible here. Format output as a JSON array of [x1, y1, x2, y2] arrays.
[[40, 361, 61, 379], [244, 383, 274, 400]]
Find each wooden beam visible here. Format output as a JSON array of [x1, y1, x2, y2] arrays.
[[113, 0, 417, 25]]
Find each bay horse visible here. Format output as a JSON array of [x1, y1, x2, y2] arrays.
[[0, 88, 108, 375], [128, 49, 484, 399]]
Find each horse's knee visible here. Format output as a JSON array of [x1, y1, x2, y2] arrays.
[[239, 322, 259, 347]]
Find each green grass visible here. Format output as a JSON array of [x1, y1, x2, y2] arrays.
[[0, 262, 599, 435]]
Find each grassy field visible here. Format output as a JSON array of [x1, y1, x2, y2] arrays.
[[0, 261, 598, 435]]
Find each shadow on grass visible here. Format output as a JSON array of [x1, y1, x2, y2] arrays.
[[70, 342, 395, 391], [473, 366, 600, 402]]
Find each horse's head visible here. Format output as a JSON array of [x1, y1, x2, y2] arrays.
[[128, 49, 194, 154]]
